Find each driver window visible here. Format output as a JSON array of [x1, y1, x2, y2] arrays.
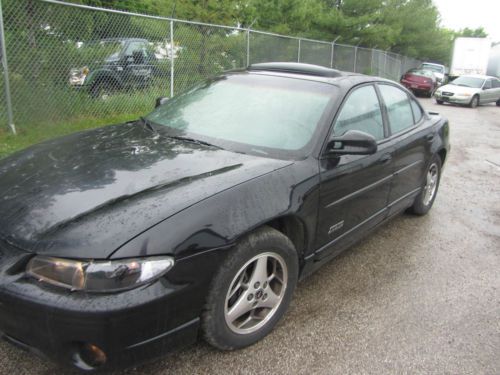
[[125, 42, 147, 58], [483, 80, 492, 89], [332, 85, 384, 141]]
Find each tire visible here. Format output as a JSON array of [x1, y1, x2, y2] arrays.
[[496, 98, 500, 107], [409, 155, 442, 215], [90, 80, 114, 100], [201, 226, 299, 350], [469, 95, 479, 108], [436, 99, 443, 105]]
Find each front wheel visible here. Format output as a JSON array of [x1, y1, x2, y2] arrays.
[[202, 227, 298, 350], [409, 156, 442, 215], [90, 80, 114, 100], [469, 95, 479, 108], [436, 99, 443, 105]]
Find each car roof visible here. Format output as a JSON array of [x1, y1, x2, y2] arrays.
[[457, 74, 496, 79], [242, 62, 391, 87], [421, 62, 445, 67]]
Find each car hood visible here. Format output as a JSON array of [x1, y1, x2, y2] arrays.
[[438, 84, 480, 95], [0, 123, 292, 259]]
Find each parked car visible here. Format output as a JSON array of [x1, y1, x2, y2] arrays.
[[418, 62, 447, 85], [400, 68, 438, 97], [434, 74, 500, 107], [69, 38, 157, 98], [0, 63, 449, 371]]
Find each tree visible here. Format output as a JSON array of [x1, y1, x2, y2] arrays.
[[456, 27, 488, 38]]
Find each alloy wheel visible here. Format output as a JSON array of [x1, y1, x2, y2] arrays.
[[422, 163, 439, 206], [224, 252, 287, 335]]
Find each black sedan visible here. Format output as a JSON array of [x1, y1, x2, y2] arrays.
[[0, 63, 449, 371]]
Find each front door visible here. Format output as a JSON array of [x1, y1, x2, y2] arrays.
[[316, 84, 393, 259], [377, 84, 430, 215], [123, 41, 153, 88]]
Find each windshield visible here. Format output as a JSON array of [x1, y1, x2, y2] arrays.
[[146, 74, 336, 159], [450, 76, 485, 88], [421, 64, 443, 73], [409, 69, 434, 77]]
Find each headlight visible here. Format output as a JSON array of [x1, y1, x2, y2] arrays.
[[69, 66, 89, 86], [435, 90, 441, 95], [26, 256, 174, 292]]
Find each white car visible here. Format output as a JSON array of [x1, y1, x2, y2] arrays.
[[419, 62, 446, 85], [434, 75, 500, 108]]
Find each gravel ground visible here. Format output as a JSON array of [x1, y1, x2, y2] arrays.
[[0, 98, 499, 375]]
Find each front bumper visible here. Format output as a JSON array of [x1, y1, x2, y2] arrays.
[[401, 80, 433, 92], [0, 244, 230, 371], [434, 93, 472, 105]]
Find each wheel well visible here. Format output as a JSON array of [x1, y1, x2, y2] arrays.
[[93, 74, 121, 89], [265, 216, 307, 260], [438, 148, 447, 164]]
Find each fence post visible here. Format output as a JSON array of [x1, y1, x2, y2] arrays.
[[297, 38, 301, 63], [246, 29, 250, 67], [169, 20, 174, 97], [353, 46, 358, 73], [370, 49, 374, 75], [0, 0, 15, 135], [330, 36, 340, 69], [330, 42, 334, 68], [384, 50, 388, 78]]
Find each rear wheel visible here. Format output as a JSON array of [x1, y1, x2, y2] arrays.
[[409, 155, 442, 216], [469, 95, 479, 108], [201, 227, 298, 350]]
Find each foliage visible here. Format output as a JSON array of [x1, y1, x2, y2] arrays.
[[0, 0, 491, 158], [63, 0, 489, 66]]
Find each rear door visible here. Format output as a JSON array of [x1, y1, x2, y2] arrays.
[[491, 78, 500, 102], [316, 84, 393, 259], [377, 84, 431, 215]]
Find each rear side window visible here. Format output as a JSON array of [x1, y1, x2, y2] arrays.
[[410, 98, 423, 123], [379, 85, 414, 134], [493, 79, 500, 88], [333, 85, 384, 141]]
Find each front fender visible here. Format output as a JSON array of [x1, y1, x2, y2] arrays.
[[111, 160, 320, 260], [85, 68, 123, 87]]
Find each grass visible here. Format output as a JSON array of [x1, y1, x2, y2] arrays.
[[0, 80, 172, 159], [0, 112, 143, 159]]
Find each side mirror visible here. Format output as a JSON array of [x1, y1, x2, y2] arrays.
[[155, 96, 169, 108], [324, 130, 377, 156]]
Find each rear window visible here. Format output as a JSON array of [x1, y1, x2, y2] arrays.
[[378, 85, 414, 134]]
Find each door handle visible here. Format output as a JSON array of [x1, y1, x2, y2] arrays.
[[379, 153, 392, 164], [426, 134, 435, 142]]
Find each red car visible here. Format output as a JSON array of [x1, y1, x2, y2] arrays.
[[400, 69, 437, 97]]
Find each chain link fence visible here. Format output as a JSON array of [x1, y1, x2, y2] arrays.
[[0, 0, 421, 133]]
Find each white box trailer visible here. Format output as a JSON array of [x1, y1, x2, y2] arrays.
[[450, 37, 491, 77]]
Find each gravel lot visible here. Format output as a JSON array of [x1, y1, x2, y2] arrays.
[[0, 98, 499, 375]]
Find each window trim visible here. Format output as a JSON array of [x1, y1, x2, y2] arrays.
[[375, 82, 422, 140], [321, 82, 387, 156], [482, 79, 492, 90]]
